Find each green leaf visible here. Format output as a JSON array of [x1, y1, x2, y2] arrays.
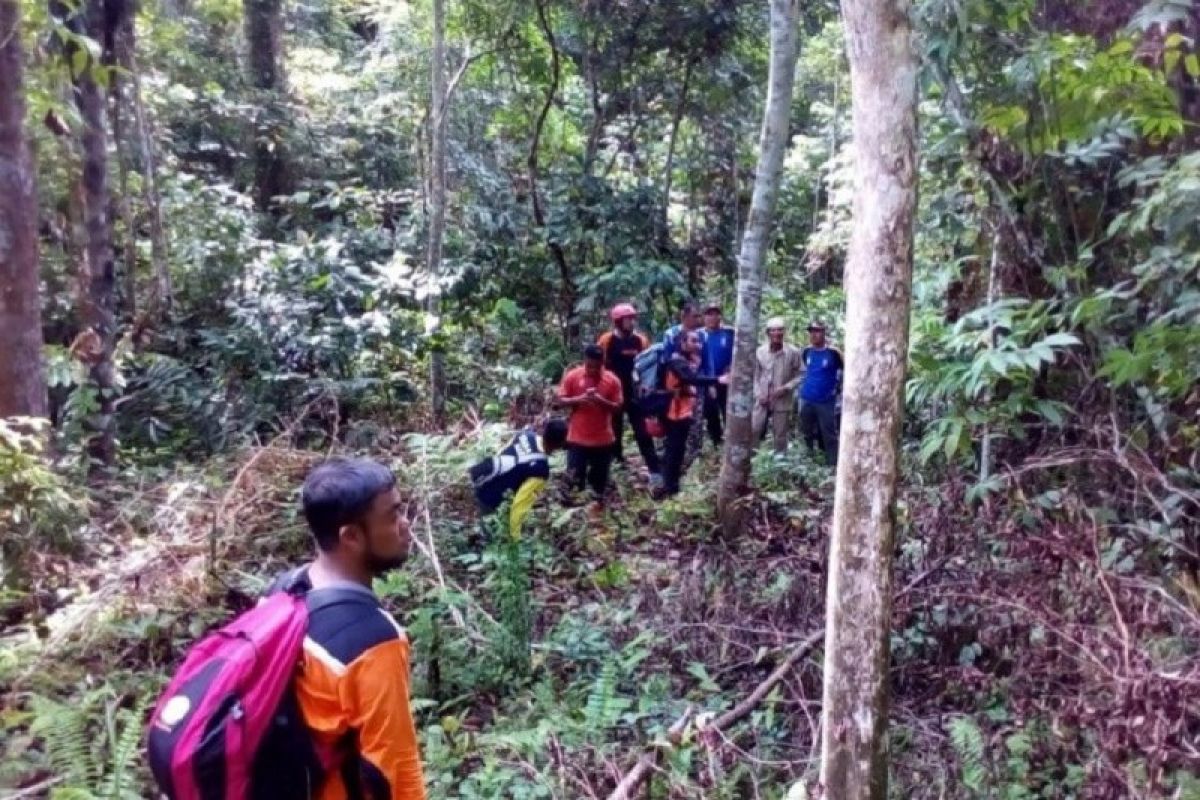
[[686, 662, 720, 692], [919, 432, 944, 465], [944, 418, 964, 461], [71, 47, 88, 79], [1035, 401, 1069, 427], [1039, 332, 1081, 349]]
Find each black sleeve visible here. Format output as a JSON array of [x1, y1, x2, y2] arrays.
[[668, 357, 719, 387]]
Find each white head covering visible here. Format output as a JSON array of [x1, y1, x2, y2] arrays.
[[765, 317, 786, 331]]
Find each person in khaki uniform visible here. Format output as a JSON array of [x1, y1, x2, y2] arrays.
[[753, 317, 804, 453]]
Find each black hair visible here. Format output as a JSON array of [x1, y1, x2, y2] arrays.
[[542, 418, 568, 450], [680, 299, 698, 317], [583, 343, 604, 361], [301, 458, 396, 552]]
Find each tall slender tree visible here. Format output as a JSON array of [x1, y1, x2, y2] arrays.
[[245, 0, 289, 212], [0, 0, 48, 419], [427, 0, 448, 427], [716, 0, 800, 535], [113, 2, 172, 317], [108, 6, 138, 322], [65, 0, 119, 466], [818, 0, 919, 795]]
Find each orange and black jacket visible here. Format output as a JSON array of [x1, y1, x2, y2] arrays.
[[664, 354, 719, 422], [272, 571, 426, 800], [597, 329, 650, 401]]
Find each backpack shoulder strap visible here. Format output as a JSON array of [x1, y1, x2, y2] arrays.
[[306, 585, 381, 615], [265, 566, 312, 597]]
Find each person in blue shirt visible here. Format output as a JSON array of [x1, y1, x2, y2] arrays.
[[661, 299, 705, 358], [699, 301, 735, 447], [797, 321, 844, 465]]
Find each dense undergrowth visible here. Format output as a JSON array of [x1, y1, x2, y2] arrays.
[[3, 0, 1200, 796], [2, 408, 1197, 798]]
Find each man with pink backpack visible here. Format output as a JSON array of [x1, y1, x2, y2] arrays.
[[148, 458, 426, 800]]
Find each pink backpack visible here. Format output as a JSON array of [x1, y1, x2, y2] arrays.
[[146, 574, 348, 800]]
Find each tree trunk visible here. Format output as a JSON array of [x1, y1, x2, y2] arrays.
[[427, 0, 447, 428], [979, 228, 1000, 484], [715, 0, 800, 535], [529, 0, 576, 345], [127, 30, 172, 315], [109, 14, 138, 324], [0, 0, 49, 419], [245, 0, 289, 212], [72, 0, 119, 467], [660, 58, 693, 243], [818, 0, 919, 796]]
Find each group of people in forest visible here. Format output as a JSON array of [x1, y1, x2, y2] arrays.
[[149, 306, 843, 800], [471, 299, 844, 533]]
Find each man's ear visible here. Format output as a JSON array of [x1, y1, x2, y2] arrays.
[[338, 522, 366, 553]]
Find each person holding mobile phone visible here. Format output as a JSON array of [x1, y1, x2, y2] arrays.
[[557, 344, 624, 512]]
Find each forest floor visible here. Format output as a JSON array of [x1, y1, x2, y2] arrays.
[[1, 419, 1197, 799]]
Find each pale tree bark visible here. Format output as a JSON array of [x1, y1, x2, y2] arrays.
[[245, 0, 289, 212], [716, 0, 800, 535], [127, 26, 172, 315], [0, 0, 49, 418], [818, 0, 919, 796], [427, 0, 447, 427], [660, 58, 694, 243], [979, 227, 1000, 484]]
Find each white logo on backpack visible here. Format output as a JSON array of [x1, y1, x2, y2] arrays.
[[158, 695, 191, 729]]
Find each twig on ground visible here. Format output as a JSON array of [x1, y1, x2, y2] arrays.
[[606, 706, 696, 800], [709, 630, 824, 733], [1091, 521, 1132, 676], [213, 392, 334, 561], [3, 775, 64, 800], [607, 629, 824, 800], [408, 433, 501, 642]]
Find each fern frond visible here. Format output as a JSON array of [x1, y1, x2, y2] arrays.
[[948, 715, 988, 794], [30, 693, 101, 789], [98, 693, 153, 800], [30, 687, 151, 799], [584, 659, 629, 732]]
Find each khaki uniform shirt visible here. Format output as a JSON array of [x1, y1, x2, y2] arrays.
[[755, 343, 804, 411]]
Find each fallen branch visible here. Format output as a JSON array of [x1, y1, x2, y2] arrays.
[[4, 775, 64, 800], [607, 706, 695, 800], [606, 630, 824, 800], [709, 629, 824, 733]]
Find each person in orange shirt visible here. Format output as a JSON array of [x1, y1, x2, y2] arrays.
[[272, 458, 427, 800], [557, 344, 624, 509], [661, 330, 724, 497]]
